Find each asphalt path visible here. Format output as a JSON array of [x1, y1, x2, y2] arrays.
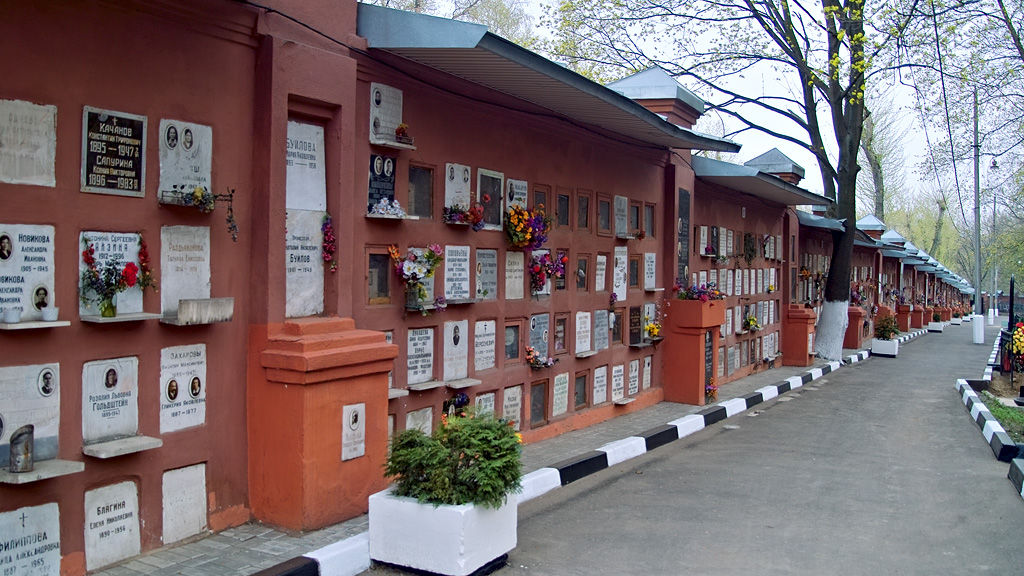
[[373, 324, 1024, 575]]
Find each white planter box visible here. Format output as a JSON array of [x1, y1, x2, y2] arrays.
[[369, 488, 517, 576], [871, 338, 899, 357], [951, 318, 962, 325], [928, 322, 944, 332]]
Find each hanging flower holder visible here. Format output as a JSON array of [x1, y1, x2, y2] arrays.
[[160, 186, 239, 241], [505, 205, 550, 250], [529, 251, 566, 294]]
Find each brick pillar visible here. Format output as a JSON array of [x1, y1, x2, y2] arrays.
[[661, 299, 725, 405], [782, 304, 816, 367]]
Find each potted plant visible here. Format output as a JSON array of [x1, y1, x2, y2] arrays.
[[370, 411, 523, 576], [951, 311, 962, 325], [928, 311, 944, 332], [871, 315, 900, 357]]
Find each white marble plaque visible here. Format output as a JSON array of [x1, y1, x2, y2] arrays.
[[611, 364, 625, 401], [159, 344, 206, 433], [699, 226, 708, 252], [502, 386, 522, 430], [444, 320, 469, 381], [698, 271, 707, 287], [444, 163, 472, 209], [709, 269, 718, 289], [0, 224, 55, 322], [595, 255, 607, 291], [82, 357, 138, 444], [507, 179, 528, 209], [160, 226, 211, 316], [743, 269, 750, 295], [342, 403, 366, 461], [642, 356, 652, 390], [717, 347, 725, 378], [643, 253, 656, 290], [475, 392, 495, 415], [474, 320, 496, 372], [85, 481, 140, 571], [770, 268, 776, 289], [162, 464, 207, 544], [0, 364, 60, 467], [614, 195, 629, 236], [594, 310, 610, 351], [284, 210, 324, 318], [79, 231, 143, 316], [529, 313, 550, 358], [612, 246, 628, 302], [725, 307, 734, 334], [593, 366, 608, 404], [726, 269, 733, 296], [285, 121, 326, 211], [0, 503, 61, 575], [727, 230, 734, 255], [575, 311, 592, 353], [370, 83, 403, 143], [0, 100, 56, 187], [505, 251, 525, 300], [757, 269, 764, 294], [158, 119, 212, 203], [444, 246, 471, 300], [407, 328, 434, 384], [476, 249, 498, 299], [628, 360, 640, 395], [770, 300, 776, 325], [552, 372, 569, 417], [719, 227, 727, 255], [406, 407, 432, 435]]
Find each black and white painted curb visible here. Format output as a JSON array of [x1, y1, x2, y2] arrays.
[[898, 329, 927, 343], [953, 379, 1018, 462]]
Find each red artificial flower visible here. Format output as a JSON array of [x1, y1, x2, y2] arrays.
[[533, 265, 541, 273], [122, 262, 139, 287]]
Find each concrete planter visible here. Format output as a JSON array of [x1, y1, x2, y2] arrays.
[[369, 488, 517, 576], [928, 322, 944, 333], [871, 338, 899, 358], [951, 317, 962, 325]]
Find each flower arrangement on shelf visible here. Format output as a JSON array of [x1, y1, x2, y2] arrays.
[[704, 245, 715, 255], [80, 236, 157, 317], [609, 292, 618, 312], [850, 284, 865, 305], [767, 284, 776, 293], [874, 315, 899, 340], [394, 122, 413, 145], [715, 255, 729, 265], [525, 346, 557, 370], [385, 408, 522, 509], [677, 283, 724, 302], [643, 303, 663, 340], [743, 314, 762, 332], [505, 204, 551, 250], [634, 230, 647, 241], [369, 197, 407, 218], [529, 251, 566, 293], [168, 184, 216, 212], [443, 202, 485, 230], [322, 213, 337, 272], [799, 266, 811, 280], [389, 244, 444, 302], [705, 377, 718, 403]]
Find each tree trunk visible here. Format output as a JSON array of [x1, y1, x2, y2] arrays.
[[929, 198, 946, 256], [860, 113, 885, 221]]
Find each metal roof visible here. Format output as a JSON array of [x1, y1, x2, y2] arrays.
[[356, 4, 741, 152], [796, 210, 845, 231], [692, 156, 830, 206], [855, 214, 887, 230]]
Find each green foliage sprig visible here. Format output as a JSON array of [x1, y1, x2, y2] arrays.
[[874, 315, 899, 340]]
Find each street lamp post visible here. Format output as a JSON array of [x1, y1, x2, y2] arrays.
[[991, 158, 999, 319]]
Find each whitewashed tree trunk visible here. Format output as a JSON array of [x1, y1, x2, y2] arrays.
[[814, 300, 849, 361]]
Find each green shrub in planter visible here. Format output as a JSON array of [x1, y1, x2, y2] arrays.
[[932, 312, 941, 322], [953, 311, 961, 318], [385, 410, 522, 509], [874, 315, 900, 340]]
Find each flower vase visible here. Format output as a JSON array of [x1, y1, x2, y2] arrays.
[[99, 294, 117, 318]]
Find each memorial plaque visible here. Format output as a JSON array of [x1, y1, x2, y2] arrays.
[[595, 255, 607, 291], [474, 320, 496, 372], [443, 320, 469, 381], [369, 83, 403, 142], [552, 372, 569, 417], [79, 231, 144, 316], [709, 269, 718, 289], [726, 310, 733, 335], [614, 195, 629, 236], [717, 347, 725, 378], [735, 307, 742, 333], [82, 357, 138, 444], [160, 226, 211, 316], [769, 300, 776, 325], [532, 249, 552, 295], [727, 230, 734, 256], [444, 245, 471, 301], [727, 269, 734, 296], [757, 269, 764, 294], [367, 154, 397, 211], [476, 249, 498, 299], [162, 464, 207, 544], [628, 306, 642, 345], [477, 169, 504, 230], [554, 316, 566, 351], [505, 251, 525, 300], [611, 364, 625, 401], [0, 224, 55, 322], [642, 356, 652, 390], [0, 99, 56, 187], [593, 366, 608, 404], [406, 407, 432, 435], [720, 227, 728, 255], [0, 503, 61, 575], [612, 246, 628, 302], [84, 481, 140, 571], [444, 163, 472, 209], [407, 328, 434, 384], [158, 119, 212, 204], [342, 403, 366, 461], [710, 226, 719, 257], [81, 107, 146, 197], [743, 269, 750, 295], [704, 331, 714, 383], [0, 364, 60, 467], [699, 226, 708, 253], [698, 270, 707, 288], [502, 386, 522, 430], [643, 252, 656, 291], [529, 313, 550, 358], [677, 189, 690, 281], [475, 392, 495, 415], [741, 343, 748, 366], [769, 268, 776, 289], [159, 344, 206, 434], [628, 360, 639, 395], [575, 311, 592, 353], [593, 310, 610, 351], [507, 179, 528, 209], [284, 210, 324, 318]]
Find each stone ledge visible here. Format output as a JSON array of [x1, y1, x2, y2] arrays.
[[0, 459, 84, 484], [83, 435, 163, 458]]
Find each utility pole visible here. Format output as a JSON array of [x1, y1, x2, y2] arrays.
[[992, 158, 999, 317], [973, 91, 983, 316]]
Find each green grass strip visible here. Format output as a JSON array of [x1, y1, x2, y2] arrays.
[[981, 391, 1024, 443]]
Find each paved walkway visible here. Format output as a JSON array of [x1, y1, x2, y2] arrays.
[[95, 328, 975, 576]]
